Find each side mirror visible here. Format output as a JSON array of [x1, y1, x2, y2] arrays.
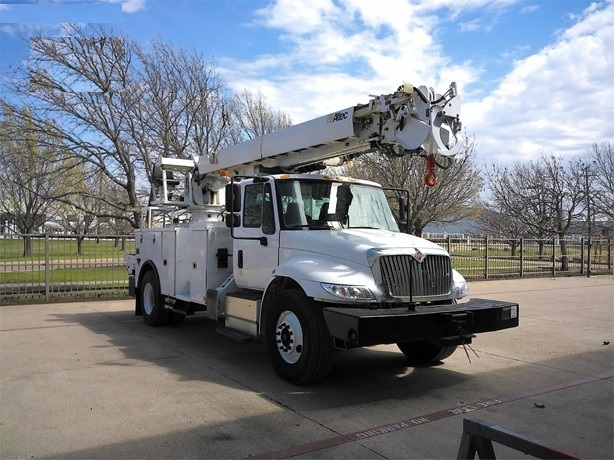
[[225, 213, 241, 228], [225, 184, 241, 212], [398, 197, 407, 224], [399, 197, 410, 234], [383, 187, 410, 234], [336, 183, 353, 223]]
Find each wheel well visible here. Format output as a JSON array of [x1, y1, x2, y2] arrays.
[[260, 277, 303, 337], [135, 262, 159, 316]]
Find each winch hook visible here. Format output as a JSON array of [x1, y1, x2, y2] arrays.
[[424, 154, 437, 187]]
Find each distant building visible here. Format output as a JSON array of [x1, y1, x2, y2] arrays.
[[0, 213, 17, 236], [422, 219, 484, 238]]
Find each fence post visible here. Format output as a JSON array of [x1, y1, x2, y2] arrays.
[[44, 233, 50, 301], [447, 234, 451, 254], [520, 238, 524, 278], [587, 234, 592, 277], [484, 236, 489, 280], [551, 237, 556, 277], [580, 236, 584, 275], [609, 238, 612, 272]]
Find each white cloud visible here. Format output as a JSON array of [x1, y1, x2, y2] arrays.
[[120, 0, 146, 14], [0, 24, 18, 38], [224, 0, 474, 123], [255, 0, 338, 35], [95, 0, 147, 14], [464, 0, 614, 164], [520, 5, 540, 15], [0, 23, 63, 38], [458, 18, 484, 33], [221, 0, 612, 165]]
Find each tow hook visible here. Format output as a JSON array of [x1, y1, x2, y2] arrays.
[[439, 312, 480, 362]]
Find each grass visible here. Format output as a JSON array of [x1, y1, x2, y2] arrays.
[[0, 236, 134, 262], [453, 259, 555, 278]]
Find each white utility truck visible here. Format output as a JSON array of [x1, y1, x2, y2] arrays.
[[125, 82, 519, 384]]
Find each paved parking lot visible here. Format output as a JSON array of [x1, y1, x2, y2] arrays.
[[1, 276, 612, 459]]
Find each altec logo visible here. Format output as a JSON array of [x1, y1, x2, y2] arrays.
[[326, 111, 349, 123]]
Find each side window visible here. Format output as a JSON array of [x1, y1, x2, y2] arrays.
[[262, 184, 275, 235], [243, 183, 275, 235]]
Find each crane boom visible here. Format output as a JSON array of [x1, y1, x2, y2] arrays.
[[150, 82, 462, 208], [198, 82, 461, 177]]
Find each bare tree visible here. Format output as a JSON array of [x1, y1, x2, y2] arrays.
[[0, 107, 67, 255], [477, 205, 526, 255], [585, 141, 613, 224], [228, 89, 293, 142], [344, 135, 483, 235], [52, 164, 117, 254], [484, 159, 552, 254], [128, 41, 231, 176], [1, 25, 232, 228], [3, 27, 143, 227], [485, 152, 585, 270]]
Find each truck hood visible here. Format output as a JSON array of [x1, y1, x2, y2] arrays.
[[279, 228, 447, 267]]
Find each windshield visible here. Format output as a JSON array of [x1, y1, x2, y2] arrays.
[[277, 178, 400, 231]]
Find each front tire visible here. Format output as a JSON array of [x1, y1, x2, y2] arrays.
[[397, 341, 457, 365], [266, 289, 334, 384], [139, 270, 170, 326]]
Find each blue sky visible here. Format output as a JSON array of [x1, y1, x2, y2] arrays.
[[1, 0, 612, 165]]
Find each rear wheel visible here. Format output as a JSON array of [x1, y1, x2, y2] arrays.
[[266, 289, 334, 384], [397, 341, 457, 365], [139, 270, 170, 326]]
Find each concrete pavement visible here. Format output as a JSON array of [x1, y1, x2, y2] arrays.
[[1, 276, 612, 459]]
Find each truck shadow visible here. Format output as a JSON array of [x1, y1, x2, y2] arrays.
[[48, 305, 473, 409]]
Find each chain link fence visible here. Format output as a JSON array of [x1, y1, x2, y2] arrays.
[[0, 233, 611, 305]]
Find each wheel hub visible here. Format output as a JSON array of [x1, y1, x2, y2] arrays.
[[275, 311, 304, 364], [143, 283, 154, 315]]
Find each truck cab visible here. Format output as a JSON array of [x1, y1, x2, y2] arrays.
[[228, 174, 467, 305]]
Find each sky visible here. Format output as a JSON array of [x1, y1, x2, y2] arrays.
[[0, 0, 612, 166]]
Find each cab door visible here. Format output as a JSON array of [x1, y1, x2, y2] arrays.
[[232, 180, 280, 289]]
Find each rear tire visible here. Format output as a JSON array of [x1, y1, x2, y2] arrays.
[[397, 341, 457, 365], [266, 289, 334, 384], [139, 270, 170, 327]]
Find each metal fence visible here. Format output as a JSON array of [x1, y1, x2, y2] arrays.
[[429, 235, 613, 280], [0, 233, 611, 305], [0, 234, 134, 305]]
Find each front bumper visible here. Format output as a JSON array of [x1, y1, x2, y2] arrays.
[[323, 298, 518, 347]]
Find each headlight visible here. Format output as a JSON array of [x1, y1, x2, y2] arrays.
[[451, 269, 469, 298], [321, 283, 375, 300]]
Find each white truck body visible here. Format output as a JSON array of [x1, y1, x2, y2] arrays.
[[126, 83, 518, 383]]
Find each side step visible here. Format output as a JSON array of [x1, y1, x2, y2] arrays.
[[216, 326, 253, 342]]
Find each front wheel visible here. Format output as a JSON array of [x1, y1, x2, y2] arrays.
[[266, 289, 334, 384], [397, 341, 457, 365]]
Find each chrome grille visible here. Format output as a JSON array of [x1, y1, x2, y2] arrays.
[[379, 255, 452, 298]]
